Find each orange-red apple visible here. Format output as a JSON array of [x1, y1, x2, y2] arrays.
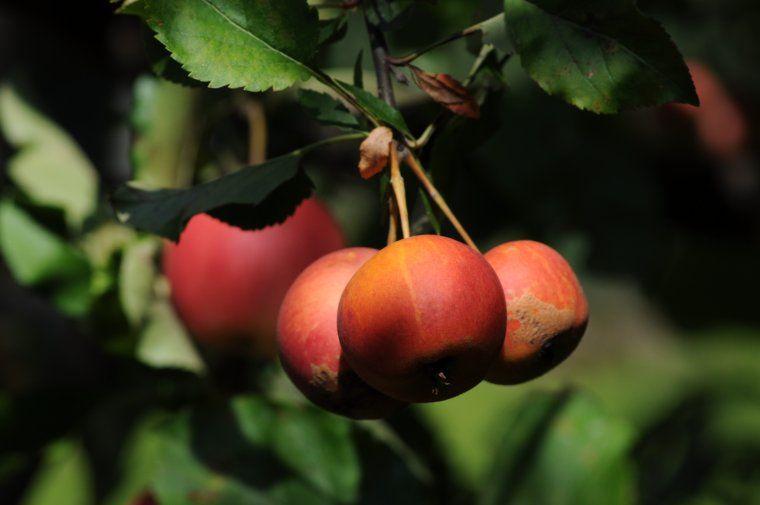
[[484, 240, 588, 385], [338, 235, 506, 403], [163, 198, 344, 357], [277, 247, 404, 419]]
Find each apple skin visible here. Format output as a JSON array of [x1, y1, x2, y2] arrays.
[[337, 235, 506, 403], [484, 240, 588, 385], [277, 247, 404, 419], [163, 198, 344, 357], [672, 60, 748, 160]]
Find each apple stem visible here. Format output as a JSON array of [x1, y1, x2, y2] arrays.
[[404, 154, 479, 252], [387, 194, 399, 245], [389, 141, 411, 239]]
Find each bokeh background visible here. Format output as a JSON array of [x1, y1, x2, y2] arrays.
[[1, 0, 759, 503]]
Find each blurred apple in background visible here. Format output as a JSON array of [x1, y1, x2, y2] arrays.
[[163, 198, 345, 357], [672, 60, 749, 161]]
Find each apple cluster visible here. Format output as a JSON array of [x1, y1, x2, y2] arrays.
[[164, 200, 588, 419]]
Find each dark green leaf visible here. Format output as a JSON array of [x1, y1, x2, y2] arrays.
[[272, 407, 359, 503], [336, 81, 411, 136], [318, 15, 349, 47], [480, 390, 636, 505], [365, 0, 416, 30], [298, 90, 362, 132], [417, 189, 441, 235], [504, 0, 698, 113], [353, 50, 364, 89], [121, 0, 320, 92], [111, 154, 314, 241]]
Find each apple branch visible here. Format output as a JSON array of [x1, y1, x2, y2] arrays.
[[362, 0, 412, 240]]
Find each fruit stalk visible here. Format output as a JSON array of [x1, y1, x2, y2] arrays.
[[404, 154, 478, 251], [387, 194, 399, 245], [389, 141, 410, 239]]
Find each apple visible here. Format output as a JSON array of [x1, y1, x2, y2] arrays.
[[484, 240, 588, 384], [338, 235, 506, 403], [277, 247, 404, 419], [163, 198, 344, 356]]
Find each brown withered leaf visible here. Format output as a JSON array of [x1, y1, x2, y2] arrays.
[[358, 126, 393, 179], [410, 66, 480, 119]]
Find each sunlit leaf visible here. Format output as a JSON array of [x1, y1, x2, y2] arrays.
[[121, 0, 320, 92], [0, 200, 88, 285], [130, 76, 200, 189], [119, 238, 160, 327], [136, 290, 206, 374], [0, 85, 98, 229], [20, 440, 95, 505]]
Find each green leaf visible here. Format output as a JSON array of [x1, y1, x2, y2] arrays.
[[136, 292, 206, 374], [318, 15, 348, 47], [0, 85, 98, 229], [272, 407, 359, 503], [336, 81, 411, 136], [79, 223, 136, 268], [121, 0, 320, 92], [417, 189, 441, 235], [298, 90, 362, 132], [111, 154, 313, 241], [20, 440, 95, 505], [480, 390, 636, 505], [144, 33, 205, 87], [119, 238, 160, 327], [353, 50, 364, 89], [470, 14, 514, 56], [0, 200, 90, 287], [130, 76, 200, 189], [504, 0, 698, 113]]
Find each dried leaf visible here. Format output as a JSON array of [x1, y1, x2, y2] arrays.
[[410, 66, 480, 119], [358, 127, 393, 179]]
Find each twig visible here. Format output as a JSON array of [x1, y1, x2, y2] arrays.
[[404, 154, 478, 251], [363, 2, 396, 106], [386, 21, 485, 67], [389, 141, 410, 239]]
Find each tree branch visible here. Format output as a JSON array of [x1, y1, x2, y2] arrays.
[[363, 2, 397, 106]]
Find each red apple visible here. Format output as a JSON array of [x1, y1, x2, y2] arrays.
[[484, 240, 588, 385], [277, 247, 404, 419], [163, 198, 344, 357], [338, 235, 506, 403]]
